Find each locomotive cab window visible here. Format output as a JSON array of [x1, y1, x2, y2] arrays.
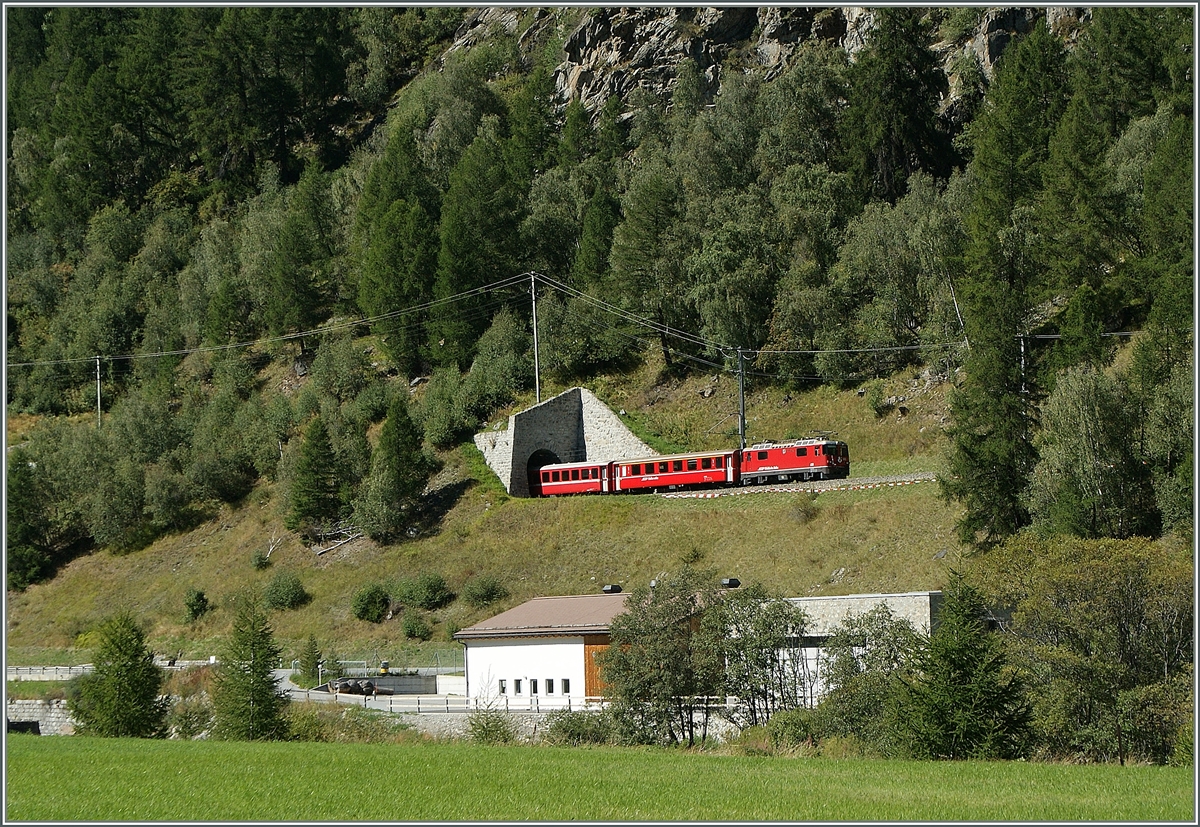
[[798, 447, 807, 456], [757, 451, 768, 460]]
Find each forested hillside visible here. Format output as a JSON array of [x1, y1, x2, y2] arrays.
[[5, 6, 1193, 593]]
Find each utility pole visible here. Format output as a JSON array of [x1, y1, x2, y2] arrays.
[[531, 271, 541, 403], [95, 356, 102, 429], [737, 347, 746, 450]]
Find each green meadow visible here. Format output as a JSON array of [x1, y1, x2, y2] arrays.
[[6, 735, 1194, 822]]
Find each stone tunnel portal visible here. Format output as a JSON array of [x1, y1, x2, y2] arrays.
[[526, 449, 561, 498]]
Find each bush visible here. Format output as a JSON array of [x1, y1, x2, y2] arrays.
[[542, 709, 613, 746], [167, 696, 213, 739], [468, 707, 516, 744], [352, 583, 391, 623], [184, 588, 210, 622], [397, 572, 453, 610], [251, 549, 271, 570], [462, 574, 509, 608], [286, 702, 414, 744], [401, 613, 432, 641], [262, 570, 309, 611], [766, 708, 816, 750]]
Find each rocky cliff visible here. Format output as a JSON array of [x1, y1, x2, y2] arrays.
[[443, 6, 1090, 118]]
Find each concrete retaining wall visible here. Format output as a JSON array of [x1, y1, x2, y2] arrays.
[[474, 387, 653, 497], [6, 699, 74, 735]]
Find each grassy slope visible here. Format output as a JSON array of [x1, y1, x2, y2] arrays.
[[7, 736, 1194, 822], [6, 351, 964, 665]]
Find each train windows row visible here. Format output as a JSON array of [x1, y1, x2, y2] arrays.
[[624, 456, 725, 475]]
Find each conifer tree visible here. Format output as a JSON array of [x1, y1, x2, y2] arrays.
[[211, 598, 289, 741], [68, 612, 168, 738], [896, 575, 1030, 760], [839, 8, 950, 204], [298, 634, 321, 685], [286, 416, 341, 535], [942, 20, 1067, 545], [352, 394, 432, 542], [428, 119, 521, 369]]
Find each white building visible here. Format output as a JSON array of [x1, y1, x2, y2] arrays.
[[455, 589, 943, 710], [454, 592, 628, 710]]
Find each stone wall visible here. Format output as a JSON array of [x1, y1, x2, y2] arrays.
[[786, 591, 944, 637], [474, 387, 653, 498], [6, 699, 74, 735]]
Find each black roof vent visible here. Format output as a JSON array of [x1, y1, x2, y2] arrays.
[[721, 578, 741, 589], [601, 584, 622, 594]]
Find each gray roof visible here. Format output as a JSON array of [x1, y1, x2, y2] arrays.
[[454, 593, 629, 640]]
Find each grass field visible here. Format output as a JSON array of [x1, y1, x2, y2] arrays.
[[6, 735, 1193, 822]]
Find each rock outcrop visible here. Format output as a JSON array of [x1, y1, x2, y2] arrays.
[[442, 7, 1091, 125]]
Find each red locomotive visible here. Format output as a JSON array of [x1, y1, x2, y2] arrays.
[[532, 437, 848, 497]]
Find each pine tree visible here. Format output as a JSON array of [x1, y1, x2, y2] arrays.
[[286, 416, 341, 535], [67, 612, 168, 738], [356, 198, 438, 375], [352, 394, 432, 541], [571, 186, 620, 287], [839, 8, 950, 204], [897, 575, 1030, 760], [427, 119, 521, 369], [298, 634, 321, 685], [941, 20, 1068, 545], [211, 598, 289, 741]]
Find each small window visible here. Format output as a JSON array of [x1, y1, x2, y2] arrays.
[[798, 447, 808, 457], [701, 457, 712, 470], [757, 451, 768, 460], [499, 679, 507, 695], [673, 460, 683, 472], [715, 456, 724, 468], [545, 679, 554, 695], [632, 463, 641, 475], [542, 471, 550, 482], [561, 678, 570, 694], [514, 679, 523, 694], [531, 679, 538, 695], [687, 459, 697, 471], [571, 469, 580, 481], [551, 471, 560, 482]]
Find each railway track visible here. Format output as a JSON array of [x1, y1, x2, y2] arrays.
[[658, 471, 938, 499]]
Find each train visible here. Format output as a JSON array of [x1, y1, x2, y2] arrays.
[[531, 437, 849, 497]]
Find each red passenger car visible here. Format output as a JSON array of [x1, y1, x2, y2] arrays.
[[612, 450, 739, 493], [533, 461, 610, 497], [739, 439, 850, 483]]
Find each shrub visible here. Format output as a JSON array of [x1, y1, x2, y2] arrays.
[[401, 613, 432, 641], [766, 708, 816, 750], [167, 696, 213, 740], [352, 583, 391, 623], [184, 588, 210, 622], [250, 548, 271, 570], [397, 572, 453, 610], [542, 709, 613, 746], [468, 707, 515, 744], [286, 702, 414, 743], [462, 575, 509, 608], [262, 570, 309, 611]]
